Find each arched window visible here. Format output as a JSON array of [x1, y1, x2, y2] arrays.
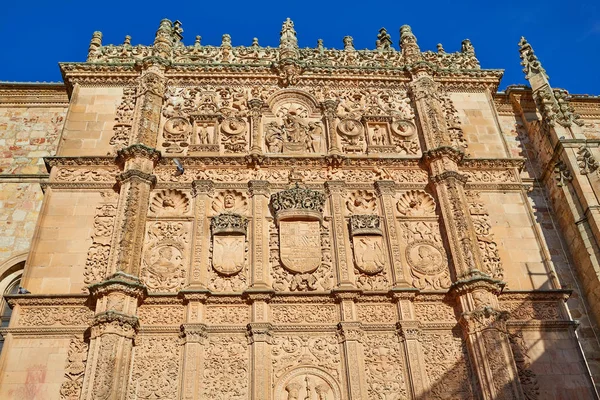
[[0, 259, 25, 354]]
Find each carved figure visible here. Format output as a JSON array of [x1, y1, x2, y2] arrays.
[[354, 236, 385, 274]]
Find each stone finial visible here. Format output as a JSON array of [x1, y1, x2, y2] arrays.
[[343, 36, 355, 51], [461, 39, 474, 54], [317, 39, 324, 52], [518, 36, 548, 80], [280, 18, 298, 48], [173, 20, 183, 41], [437, 43, 445, 54], [221, 34, 232, 47], [154, 19, 175, 59], [376, 27, 393, 51], [194, 35, 201, 47], [123, 35, 131, 46], [399, 25, 421, 63], [251, 37, 259, 48], [87, 31, 103, 61]]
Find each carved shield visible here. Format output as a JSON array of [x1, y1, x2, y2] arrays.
[[212, 235, 245, 276], [279, 220, 321, 273], [353, 235, 385, 274]]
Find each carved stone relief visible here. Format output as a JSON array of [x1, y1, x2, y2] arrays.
[[210, 213, 248, 276], [211, 189, 249, 215], [19, 306, 93, 326], [60, 338, 88, 400], [350, 215, 386, 276], [160, 86, 250, 155], [264, 102, 325, 154], [141, 221, 190, 292], [465, 191, 504, 280], [202, 335, 249, 399], [345, 190, 378, 215], [400, 221, 451, 290], [271, 304, 338, 324], [421, 332, 474, 399], [109, 85, 136, 151], [396, 190, 436, 217], [84, 203, 117, 286], [149, 189, 190, 217], [205, 305, 249, 325], [509, 332, 540, 400], [356, 304, 396, 324], [137, 306, 185, 325], [362, 333, 408, 399], [272, 335, 341, 387], [128, 337, 181, 400]]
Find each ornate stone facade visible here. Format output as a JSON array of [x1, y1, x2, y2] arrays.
[[0, 19, 600, 400]]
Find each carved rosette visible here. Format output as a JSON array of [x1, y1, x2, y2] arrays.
[[210, 213, 248, 276], [349, 215, 385, 275], [270, 185, 325, 274]]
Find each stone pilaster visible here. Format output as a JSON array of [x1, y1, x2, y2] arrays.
[[337, 322, 367, 399], [393, 292, 428, 398], [321, 100, 342, 156], [249, 181, 270, 288], [455, 279, 524, 400], [248, 99, 265, 157], [326, 181, 354, 288], [109, 145, 160, 277], [80, 272, 146, 400], [247, 322, 273, 400], [190, 180, 214, 288], [132, 65, 167, 148], [179, 323, 207, 400], [375, 180, 409, 287]]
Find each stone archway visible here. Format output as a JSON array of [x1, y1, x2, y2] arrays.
[[274, 366, 342, 400]]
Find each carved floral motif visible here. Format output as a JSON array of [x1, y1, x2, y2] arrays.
[[356, 304, 396, 324], [272, 335, 341, 381], [60, 338, 88, 400], [271, 304, 337, 324], [128, 337, 180, 400], [19, 307, 93, 326], [205, 306, 249, 325], [362, 333, 408, 400], [202, 335, 249, 399], [137, 306, 185, 325], [84, 203, 117, 286]]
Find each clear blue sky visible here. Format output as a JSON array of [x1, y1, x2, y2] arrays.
[[2, 0, 599, 94]]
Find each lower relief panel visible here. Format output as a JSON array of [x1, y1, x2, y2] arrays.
[[202, 335, 249, 400], [272, 335, 342, 400], [127, 336, 181, 400], [362, 333, 409, 400], [421, 331, 476, 399]]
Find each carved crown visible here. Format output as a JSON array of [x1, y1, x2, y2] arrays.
[[211, 213, 248, 235], [270, 184, 326, 222], [349, 215, 382, 236]]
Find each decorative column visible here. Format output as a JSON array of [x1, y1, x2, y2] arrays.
[[337, 321, 368, 400], [403, 24, 524, 398], [109, 146, 160, 277], [247, 291, 273, 400], [80, 272, 146, 400], [375, 180, 410, 288], [321, 100, 342, 156], [248, 98, 265, 158], [249, 180, 270, 288], [190, 180, 214, 288], [325, 181, 354, 288]]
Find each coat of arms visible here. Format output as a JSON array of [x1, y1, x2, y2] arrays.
[[279, 220, 322, 273], [211, 213, 248, 276]]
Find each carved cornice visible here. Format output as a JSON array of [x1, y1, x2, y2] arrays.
[[6, 294, 89, 307], [430, 170, 469, 184], [116, 144, 162, 165], [90, 310, 140, 338], [88, 271, 148, 302], [422, 146, 465, 164], [450, 272, 505, 297], [116, 169, 157, 187], [0, 82, 69, 106], [44, 156, 117, 170], [180, 323, 208, 343], [246, 322, 274, 343]]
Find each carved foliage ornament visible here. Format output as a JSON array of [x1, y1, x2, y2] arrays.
[[84, 203, 117, 286], [60, 338, 88, 400]]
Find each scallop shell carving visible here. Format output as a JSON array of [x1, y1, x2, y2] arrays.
[[150, 189, 190, 216], [396, 190, 436, 217]]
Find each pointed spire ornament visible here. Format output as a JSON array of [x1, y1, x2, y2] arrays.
[[399, 25, 421, 63], [154, 19, 175, 59], [518, 36, 548, 80], [87, 31, 103, 61], [376, 27, 393, 51], [279, 17, 299, 59]]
